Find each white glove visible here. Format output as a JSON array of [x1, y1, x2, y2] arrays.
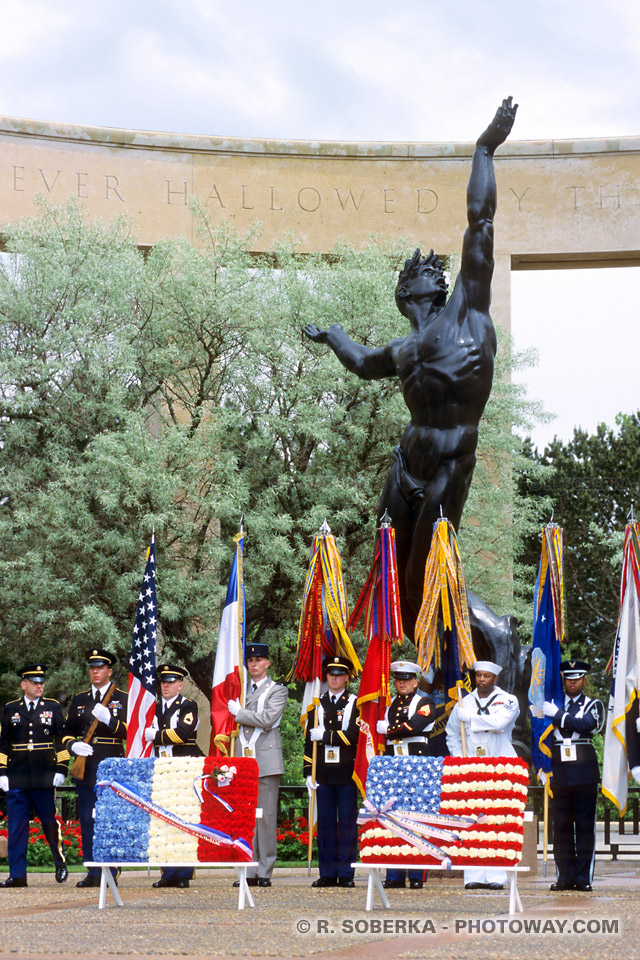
[[71, 741, 93, 757], [227, 699, 241, 716], [376, 720, 388, 735], [538, 771, 547, 787], [53, 773, 65, 788], [306, 775, 317, 793], [543, 701, 558, 718], [632, 765, 640, 787], [310, 727, 323, 742], [144, 727, 156, 742], [91, 703, 111, 724], [457, 707, 472, 723], [0, 775, 9, 792], [636, 717, 640, 733]]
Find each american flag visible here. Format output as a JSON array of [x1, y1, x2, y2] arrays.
[[126, 535, 158, 758]]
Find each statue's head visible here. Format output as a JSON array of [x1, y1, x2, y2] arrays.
[[395, 248, 448, 318]]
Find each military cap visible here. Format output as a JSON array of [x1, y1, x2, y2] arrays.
[[473, 659, 502, 676], [323, 655, 353, 675], [560, 659, 590, 679], [245, 642, 270, 661], [158, 663, 187, 683], [19, 663, 47, 682], [86, 648, 117, 667], [391, 660, 421, 680]]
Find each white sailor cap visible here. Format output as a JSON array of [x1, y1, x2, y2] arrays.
[[473, 660, 502, 676]]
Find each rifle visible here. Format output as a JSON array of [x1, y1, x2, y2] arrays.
[[70, 674, 121, 780]]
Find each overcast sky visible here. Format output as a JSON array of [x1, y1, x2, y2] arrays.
[[1, 0, 639, 449]]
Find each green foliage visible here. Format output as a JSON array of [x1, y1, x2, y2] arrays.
[[519, 413, 640, 700], [0, 199, 547, 704]]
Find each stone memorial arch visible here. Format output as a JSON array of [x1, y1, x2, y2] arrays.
[[0, 116, 638, 334]]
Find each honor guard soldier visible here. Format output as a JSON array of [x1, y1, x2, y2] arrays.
[[0, 664, 68, 887], [377, 660, 435, 889], [628, 697, 640, 787], [144, 663, 201, 888], [227, 642, 288, 887], [543, 659, 605, 891], [304, 655, 360, 888], [63, 649, 127, 888], [446, 659, 519, 890]]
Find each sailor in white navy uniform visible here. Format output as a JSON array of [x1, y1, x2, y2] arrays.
[[304, 655, 360, 888], [144, 663, 201, 889], [543, 659, 604, 892], [377, 660, 435, 889], [446, 659, 519, 890]]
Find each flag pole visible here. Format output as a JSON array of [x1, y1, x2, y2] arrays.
[[543, 784, 549, 876], [308, 737, 318, 874]]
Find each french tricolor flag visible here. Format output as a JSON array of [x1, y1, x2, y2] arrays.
[[210, 531, 246, 757]]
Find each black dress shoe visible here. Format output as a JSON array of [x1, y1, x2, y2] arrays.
[[487, 882, 505, 890], [176, 880, 190, 888], [257, 878, 271, 887], [409, 880, 424, 889], [338, 878, 355, 888], [55, 864, 68, 884], [312, 877, 337, 887], [382, 880, 406, 889], [0, 877, 27, 888], [233, 877, 258, 887], [152, 877, 178, 888], [76, 875, 100, 888], [549, 881, 573, 891], [574, 882, 593, 891], [465, 882, 485, 890]]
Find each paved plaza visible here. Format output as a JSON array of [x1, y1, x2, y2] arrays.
[[0, 858, 637, 960]]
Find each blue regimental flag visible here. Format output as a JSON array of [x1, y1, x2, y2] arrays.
[[529, 524, 565, 781]]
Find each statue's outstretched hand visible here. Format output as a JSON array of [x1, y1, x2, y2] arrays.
[[303, 323, 329, 343], [476, 96, 517, 152]]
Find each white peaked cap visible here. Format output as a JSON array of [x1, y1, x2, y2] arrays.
[[473, 660, 502, 676]]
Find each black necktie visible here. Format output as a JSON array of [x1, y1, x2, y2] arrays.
[[94, 689, 101, 703], [252, 683, 257, 693], [28, 701, 35, 714], [331, 695, 337, 704]]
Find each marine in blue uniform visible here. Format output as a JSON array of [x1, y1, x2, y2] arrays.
[[144, 663, 202, 889], [627, 698, 640, 786], [0, 664, 69, 887], [63, 648, 128, 888], [304, 656, 360, 888], [543, 659, 604, 892], [378, 660, 435, 889]]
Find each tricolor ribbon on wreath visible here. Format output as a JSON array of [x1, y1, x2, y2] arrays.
[[357, 796, 484, 868]]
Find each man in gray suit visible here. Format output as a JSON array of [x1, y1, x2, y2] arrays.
[[228, 642, 288, 886]]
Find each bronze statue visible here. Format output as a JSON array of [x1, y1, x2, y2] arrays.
[[305, 97, 518, 642]]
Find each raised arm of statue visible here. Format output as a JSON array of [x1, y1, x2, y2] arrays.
[[303, 323, 398, 381], [459, 96, 517, 313]]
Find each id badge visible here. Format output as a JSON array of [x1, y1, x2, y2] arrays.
[[475, 745, 487, 757], [561, 738, 576, 762], [324, 745, 340, 764]]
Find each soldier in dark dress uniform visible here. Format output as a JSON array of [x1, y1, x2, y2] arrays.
[[63, 649, 127, 888], [627, 698, 640, 786], [377, 660, 435, 889], [0, 664, 69, 887], [144, 663, 201, 889], [543, 659, 605, 892], [304, 656, 360, 888]]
